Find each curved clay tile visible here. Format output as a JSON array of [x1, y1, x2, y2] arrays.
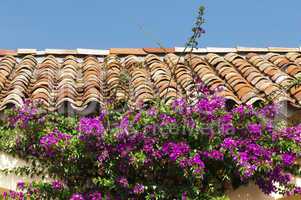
[[0, 56, 16, 74], [164, 54, 195, 98], [81, 56, 104, 107], [56, 56, 82, 110], [29, 55, 59, 109], [186, 54, 240, 104], [105, 56, 129, 104], [0, 56, 37, 109], [266, 53, 301, 77], [0, 58, 16, 94], [145, 54, 180, 104], [224, 53, 294, 104], [286, 52, 301, 66], [246, 53, 301, 104], [1, 51, 301, 112], [206, 53, 262, 104], [247, 53, 293, 85], [123, 56, 155, 106]]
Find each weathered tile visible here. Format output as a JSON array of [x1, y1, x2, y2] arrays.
[[110, 48, 146, 55], [0, 47, 300, 113]]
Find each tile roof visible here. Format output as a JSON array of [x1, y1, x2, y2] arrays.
[[0, 47, 301, 113]]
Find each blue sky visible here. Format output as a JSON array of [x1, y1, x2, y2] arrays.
[[0, 0, 300, 49]]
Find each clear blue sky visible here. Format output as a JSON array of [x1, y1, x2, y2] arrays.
[[0, 0, 300, 49]]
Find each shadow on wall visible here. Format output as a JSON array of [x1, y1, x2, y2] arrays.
[[0, 152, 52, 191], [227, 182, 301, 200], [227, 183, 276, 200]]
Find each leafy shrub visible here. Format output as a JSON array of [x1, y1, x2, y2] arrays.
[[1, 85, 301, 199]]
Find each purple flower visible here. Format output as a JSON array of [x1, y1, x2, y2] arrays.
[[89, 192, 102, 200], [221, 114, 232, 124], [99, 110, 107, 121], [202, 150, 224, 160], [191, 154, 205, 167], [39, 128, 72, 156], [9, 99, 39, 128], [7, 190, 25, 199], [266, 121, 273, 133], [132, 183, 144, 194], [221, 138, 238, 149], [16, 181, 25, 190], [282, 153, 295, 166], [260, 104, 278, 119], [70, 193, 85, 200], [147, 107, 157, 116], [241, 164, 256, 179], [190, 153, 205, 175], [52, 180, 63, 190], [247, 123, 262, 136], [98, 149, 109, 160], [159, 114, 176, 126], [232, 105, 245, 115], [172, 98, 187, 114], [182, 191, 188, 200], [119, 114, 130, 129], [185, 118, 196, 128], [116, 177, 129, 188], [133, 112, 142, 123], [77, 117, 105, 136], [293, 187, 301, 195], [220, 114, 234, 134], [162, 142, 190, 161]]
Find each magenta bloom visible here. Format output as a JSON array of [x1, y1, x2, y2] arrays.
[[39, 128, 72, 157], [282, 153, 296, 166], [159, 114, 176, 126], [116, 177, 129, 188], [16, 181, 25, 190], [77, 117, 105, 136], [89, 192, 102, 200], [203, 150, 224, 160], [132, 183, 144, 194], [247, 123, 262, 135], [52, 180, 63, 190], [70, 193, 85, 200], [162, 142, 190, 161]]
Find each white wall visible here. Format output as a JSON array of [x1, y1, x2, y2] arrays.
[[0, 152, 51, 191], [227, 183, 278, 200]]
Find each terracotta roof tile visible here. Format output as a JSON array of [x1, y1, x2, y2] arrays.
[[110, 48, 146, 55], [143, 48, 174, 54], [0, 48, 301, 113], [0, 50, 17, 56]]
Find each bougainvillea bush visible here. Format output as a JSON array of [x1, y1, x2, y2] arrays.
[[1, 85, 301, 200]]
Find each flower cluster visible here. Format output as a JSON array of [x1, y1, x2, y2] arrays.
[[77, 117, 105, 137], [2, 84, 301, 199], [8, 99, 39, 128], [39, 128, 72, 157]]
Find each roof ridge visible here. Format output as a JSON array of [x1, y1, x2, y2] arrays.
[[0, 47, 298, 56]]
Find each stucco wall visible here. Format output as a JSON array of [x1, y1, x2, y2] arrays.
[[227, 183, 278, 200], [0, 152, 51, 191]]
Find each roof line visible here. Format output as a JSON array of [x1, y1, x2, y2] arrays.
[[0, 47, 299, 56]]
